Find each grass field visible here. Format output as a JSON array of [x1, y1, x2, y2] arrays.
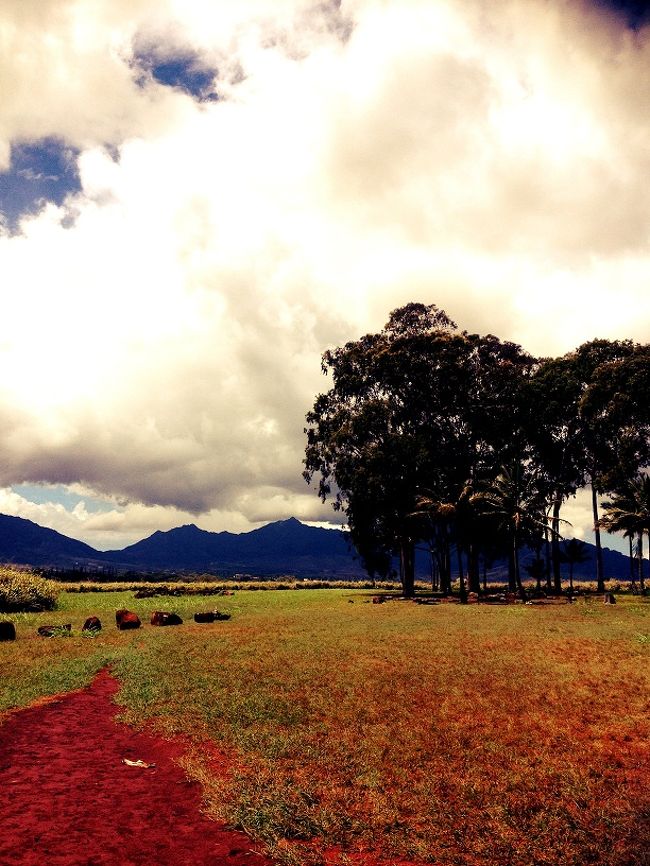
[[1, 588, 649, 866]]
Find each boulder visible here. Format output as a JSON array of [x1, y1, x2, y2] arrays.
[[0, 621, 16, 641], [82, 616, 102, 632], [150, 611, 183, 626], [115, 609, 141, 630], [38, 623, 71, 637]]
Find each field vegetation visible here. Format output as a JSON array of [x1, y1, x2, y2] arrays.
[[0, 567, 60, 612], [1, 586, 649, 866]]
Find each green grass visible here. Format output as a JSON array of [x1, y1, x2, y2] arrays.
[[1, 588, 649, 866]]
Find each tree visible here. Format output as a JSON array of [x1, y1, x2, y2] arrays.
[[600, 474, 650, 593], [304, 303, 462, 597], [473, 462, 550, 598], [559, 538, 591, 594], [573, 340, 640, 592], [305, 303, 535, 598], [526, 357, 587, 593]]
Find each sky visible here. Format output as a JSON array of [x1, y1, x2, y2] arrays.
[[0, 0, 648, 551]]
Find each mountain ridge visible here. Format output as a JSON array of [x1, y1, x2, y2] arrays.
[[0, 511, 638, 581]]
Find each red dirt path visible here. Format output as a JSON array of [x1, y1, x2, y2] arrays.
[[0, 670, 274, 866]]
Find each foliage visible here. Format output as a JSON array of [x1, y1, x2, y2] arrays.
[[304, 303, 536, 596], [600, 474, 650, 592], [559, 538, 591, 593], [0, 568, 61, 612], [306, 304, 650, 596]]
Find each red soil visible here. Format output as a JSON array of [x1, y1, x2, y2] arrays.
[[0, 670, 273, 866]]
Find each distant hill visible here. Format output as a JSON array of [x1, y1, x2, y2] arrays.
[[0, 511, 639, 581], [0, 514, 100, 567], [101, 517, 367, 576]]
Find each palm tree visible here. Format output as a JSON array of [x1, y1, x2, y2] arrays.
[[525, 556, 546, 595], [600, 474, 650, 593], [413, 486, 474, 602], [559, 538, 591, 594], [475, 463, 552, 599]]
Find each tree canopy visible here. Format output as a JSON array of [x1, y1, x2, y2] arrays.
[[304, 303, 650, 597]]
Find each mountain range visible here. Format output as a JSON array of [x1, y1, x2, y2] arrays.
[[0, 512, 637, 581]]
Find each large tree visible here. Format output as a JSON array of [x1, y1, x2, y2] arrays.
[[526, 357, 587, 592], [529, 340, 641, 592], [304, 304, 533, 596], [600, 474, 650, 594], [304, 303, 463, 596], [576, 340, 647, 590]]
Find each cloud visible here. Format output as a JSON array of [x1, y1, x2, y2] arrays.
[[0, 0, 649, 544]]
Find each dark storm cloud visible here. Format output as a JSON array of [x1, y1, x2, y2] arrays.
[[589, 0, 650, 28]]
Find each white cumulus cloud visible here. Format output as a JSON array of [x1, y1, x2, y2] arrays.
[[0, 0, 648, 546]]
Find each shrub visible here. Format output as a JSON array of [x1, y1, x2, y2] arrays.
[[0, 568, 60, 612]]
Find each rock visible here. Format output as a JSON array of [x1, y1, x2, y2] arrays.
[[150, 611, 183, 626], [0, 621, 16, 641], [115, 609, 141, 630], [194, 611, 216, 623], [38, 624, 71, 637], [82, 616, 102, 632]]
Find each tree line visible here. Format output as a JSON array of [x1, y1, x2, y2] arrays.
[[304, 303, 650, 598]]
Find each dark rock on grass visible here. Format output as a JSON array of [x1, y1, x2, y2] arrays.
[[193, 611, 231, 623], [0, 621, 16, 641], [38, 624, 72, 637], [115, 609, 141, 630], [82, 616, 102, 632], [150, 611, 183, 626]]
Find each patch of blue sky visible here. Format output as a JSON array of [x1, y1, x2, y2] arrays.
[[13, 483, 117, 514], [0, 137, 81, 233], [133, 48, 218, 101]]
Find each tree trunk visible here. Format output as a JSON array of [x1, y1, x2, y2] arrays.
[[482, 557, 487, 593], [591, 484, 605, 592], [468, 543, 481, 593], [440, 528, 452, 596], [400, 539, 415, 598], [507, 547, 516, 593], [552, 498, 562, 594], [458, 568, 468, 604], [513, 532, 525, 600], [544, 524, 552, 592], [429, 547, 438, 592], [629, 535, 636, 588], [639, 533, 646, 594]]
